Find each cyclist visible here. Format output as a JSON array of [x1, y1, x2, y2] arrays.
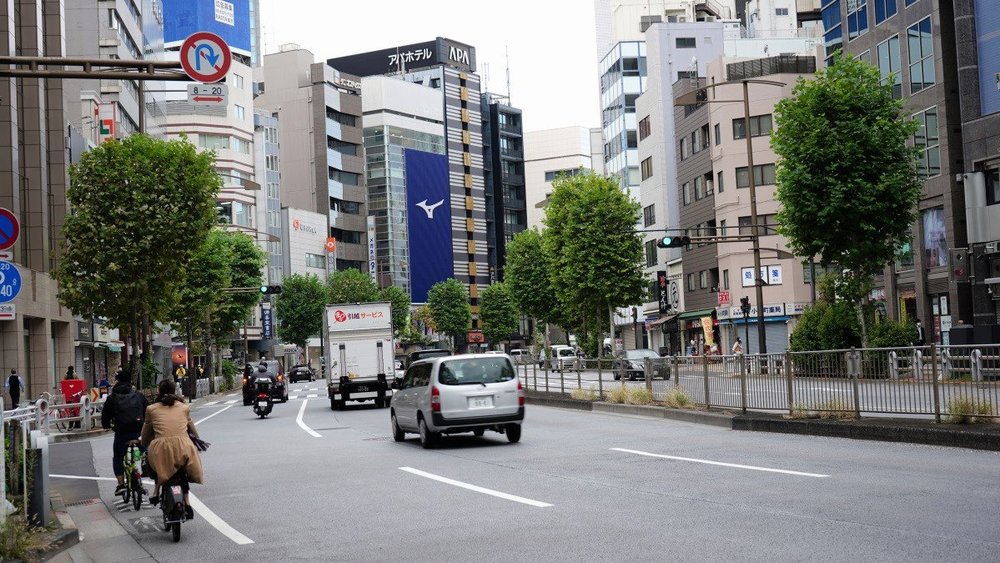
[[142, 379, 203, 517], [101, 369, 148, 495]]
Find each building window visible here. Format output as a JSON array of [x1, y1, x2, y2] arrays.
[[676, 37, 696, 48], [231, 137, 251, 154], [874, 0, 897, 24], [234, 73, 245, 89], [858, 50, 872, 64], [329, 167, 360, 185], [638, 116, 651, 140], [723, 269, 730, 290], [986, 169, 1000, 206], [544, 168, 584, 182], [907, 17, 934, 94], [682, 182, 691, 205], [644, 240, 657, 267], [694, 175, 705, 200], [847, 0, 869, 40], [735, 164, 776, 188], [776, 7, 789, 15], [326, 107, 357, 127], [719, 219, 727, 236], [904, 0, 918, 5], [921, 207, 946, 267], [198, 133, 229, 150], [877, 35, 902, 99], [738, 216, 754, 235], [305, 253, 327, 269], [823, 0, 844, 65], [679, 137, 689, 160], [717, 170, 725, 193], [687, 273, 695, 292], [330, 197, 361, 214], [699, 271, 708, 289], [233, 201, 252, 227], [643, 204, 656, 227], [328, 137, 359, 156], [913, 107, 940, 178], [234, 104, 245, 121], [641, 157, 653, 180], [714, 123, 721, 145], [732, 114, 773, 139]]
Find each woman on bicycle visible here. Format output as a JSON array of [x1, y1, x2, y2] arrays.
[[141, 379, 204, 516]]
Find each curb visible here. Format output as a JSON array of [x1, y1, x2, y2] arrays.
[[49, 427, 109, 443], [593, 402, 735, 428], [35, 493, 80, 562]]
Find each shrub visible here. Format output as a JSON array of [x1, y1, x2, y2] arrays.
[[140, 357, 161, 390], [606, 385, 629, 404], [816, 399, 856, 419], [570, 388, 597, 401], [625, 387, 653, 405], [663, 388, 693, 408], [790, 302, 861, 351], [221, 359, 239, 392], [949, 398, 995, 424], [867, 319, 915, 349]]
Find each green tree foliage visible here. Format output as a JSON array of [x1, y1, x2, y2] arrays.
[[172, 229, 231, 340], [866, 319, 915, 349], [505, 228, 560, 324], [56, 134, 220, 367], [427, 278, 471, 349], [789, 301, 862, 352], [542, 172, 646, 334], [771, 55, 921, 279], [328, 268, 379, 303], [210, 232, 267, 337], [379, 285, 411, 335], [274, 273, 328, 349], [479, 282, 519, 345]]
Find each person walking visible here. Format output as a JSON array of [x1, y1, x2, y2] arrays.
[[142, 379, 203, 517], [64, 366, 77, 380], [914, 320, 926, 347], [101, 369, 149, 495], [731, 338, 744, 355], [4, 368, 24, 409]]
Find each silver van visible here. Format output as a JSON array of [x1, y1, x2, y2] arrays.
[[389, 353, 524, 448]]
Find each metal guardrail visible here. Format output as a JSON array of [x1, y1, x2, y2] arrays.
[[519, 345, 1000, 422]]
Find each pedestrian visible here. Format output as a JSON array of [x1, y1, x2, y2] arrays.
[[98, 372, 111, 398], [687, 339, 695, 356], [4, 368, 24, 408], [732, 338, 744, 355], [101, 369, 149, 495], [914, 320, 926, 347], [64, 366, 77, 380]]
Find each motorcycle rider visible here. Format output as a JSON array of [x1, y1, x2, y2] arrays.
[[142, 379, 204, 517], [101, 369, 148, 495]]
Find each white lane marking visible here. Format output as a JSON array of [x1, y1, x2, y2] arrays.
[[195, 405, 233, 425], [50, 474, 254, 544], [289, 395, 299, 400], [203, 401, 219, 406], [224, 399, 238, 405], [399, 467, 553, 508], [611, 448, 829, 478], [307, 394, 318, 398], [187, 491, 254, 545], [296, 399, 322, 438]]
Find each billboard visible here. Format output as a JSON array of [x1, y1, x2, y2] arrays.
[[976, 0, 1000, 115], [162, 0, 252, 55], [404, 149, 453, 303], [327, 37, 476, 77]]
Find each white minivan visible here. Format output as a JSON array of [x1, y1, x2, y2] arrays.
[[389, 353, 524, 448]]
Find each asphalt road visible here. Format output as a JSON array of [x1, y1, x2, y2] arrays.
[[50, 379, 1000, 562]]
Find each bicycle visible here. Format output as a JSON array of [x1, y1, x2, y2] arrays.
[[121, 440, 146, 511]]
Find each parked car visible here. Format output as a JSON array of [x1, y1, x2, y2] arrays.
[[613, 348, 661, 381], [403, 348, 453, 370], [389, 353, 524, 448], [540, 345, 582, 371], [242, 360, 288, 405], [509, 349, 534, 365], [288, 364, 315, 383]]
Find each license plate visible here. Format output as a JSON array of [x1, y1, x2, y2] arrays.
[[171, 486, 182, 494], [468, 396, 493, 409], [356, 386, 368, 392], [257, 400, 268, 407]]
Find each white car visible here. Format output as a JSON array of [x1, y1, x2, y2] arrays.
[[389, 353, 524, 448]]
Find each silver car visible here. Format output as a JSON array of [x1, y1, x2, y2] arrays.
[[389, 353, 524, 448]]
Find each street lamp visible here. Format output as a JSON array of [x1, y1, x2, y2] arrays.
[[675, 78, 786, 357]]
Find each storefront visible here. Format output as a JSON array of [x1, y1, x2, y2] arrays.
[[647, 314, 680, 356], [73, 319, 95, 384], [718, 304, 790, 354], [678, 308, 718, 355]]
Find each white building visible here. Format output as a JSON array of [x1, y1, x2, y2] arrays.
[[280, 208, 330, 280], [523, 126, 603, 230]]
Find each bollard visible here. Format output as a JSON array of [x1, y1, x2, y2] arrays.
[[702, 354, 711, 408], [597, 357, 603, 400], [81, 395, 91, 431], [930, 344, 941, 423], [739, 355, 748, 414], [889, 351, 899, 380], [849, 348, 861, 418], [644, 357, 653, 394], [784, 351, 794, 416], [576, 358, 582, 390], [972, 349, 983, 382]]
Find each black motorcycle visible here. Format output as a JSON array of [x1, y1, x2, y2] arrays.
[[252, 374, 274, 418], [160, 470, 191, 542]]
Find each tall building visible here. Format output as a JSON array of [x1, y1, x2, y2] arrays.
[[253, 109, 282, 284], [954, 0, 1000, 340], [255, 46, 367, 275], [523, 127, 603, 230], [827, 0, 968, 343], [481, 92, 526, 281], [162, 0, 262, 65], [327, 39, 489, 332], [0, 0, 75, 397]]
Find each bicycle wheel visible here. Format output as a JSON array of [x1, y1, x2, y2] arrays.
[[171, 522, 181, 542], [51, 409, 69, 432], [131, 471, 143, 511]]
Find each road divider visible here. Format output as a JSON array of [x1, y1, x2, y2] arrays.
[[610, 448, 829, 478], [399, 467, 553, 508]]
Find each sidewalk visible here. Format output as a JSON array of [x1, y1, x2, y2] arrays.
[[47, 499, 154, 563]]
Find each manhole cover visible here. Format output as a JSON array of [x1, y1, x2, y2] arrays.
[[65, 498, 101, 507]]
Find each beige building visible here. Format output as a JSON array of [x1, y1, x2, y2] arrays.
[[523, 126, 603, 230]]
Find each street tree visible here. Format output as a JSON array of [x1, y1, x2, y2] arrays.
[[55, 134, 219, 377], [328, 268, 379, 304], [542, 172, 646, 353], [379, 285, 411, 335], [479, 281, 519, 347], [274, 273, 328, 350], [427, 278, 471, 350], [170, 229, 231, 375], [771, 55, 921, 343], [505, 228, 562, 354]]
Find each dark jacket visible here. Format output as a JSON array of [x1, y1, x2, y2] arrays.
[[101, 382, 149, 433]]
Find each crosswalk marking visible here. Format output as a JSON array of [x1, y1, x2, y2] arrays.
[[224, 399, 237, 405], [289, 395, 299, 400], [307, 394, 318, 398], [204, 401, 219, 406]]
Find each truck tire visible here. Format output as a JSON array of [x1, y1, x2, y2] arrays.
[[331, 398, 344, 410]]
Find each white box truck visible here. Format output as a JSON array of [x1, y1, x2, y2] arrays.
[[324, 302, 395, 410]]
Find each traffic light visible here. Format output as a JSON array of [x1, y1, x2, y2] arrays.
[[740, 296, 752, 316], [950, 248, 969, 282], [656, 235, 690, 248], [260, 285, 283, 295]]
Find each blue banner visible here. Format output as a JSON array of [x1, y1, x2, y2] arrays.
[[162, 0, 252, 54], [404, 149, 453, 303], [261, 307, 273, 340], [976, 0, 1000, 115]]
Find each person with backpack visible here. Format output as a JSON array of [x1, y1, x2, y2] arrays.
[[101, 369, 149, 494], [4, 368, 24, 408]]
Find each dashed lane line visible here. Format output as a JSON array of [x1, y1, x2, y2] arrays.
[[224, 399, 238, 405], [610, 448, 830, 478], [399, 467, 553, 508], [194, 405, 233, 425]]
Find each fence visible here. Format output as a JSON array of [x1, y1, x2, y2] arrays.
[[518, 345, 1000, 422]]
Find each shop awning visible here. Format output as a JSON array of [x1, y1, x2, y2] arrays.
[[677, 308, 716, 320], [648, 314, 679, 327]]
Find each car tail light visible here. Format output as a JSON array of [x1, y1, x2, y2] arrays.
[[242, 376, 247, 385], [430, 386, 441, 412], [257, 393, 268, 399], [517, 380, 525, 406]]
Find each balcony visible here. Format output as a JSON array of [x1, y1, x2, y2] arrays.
[[502, 172, 525, 186], [726, 55, 816, 81], [498, 121, 522, 136], [500, 147, 523, 160]]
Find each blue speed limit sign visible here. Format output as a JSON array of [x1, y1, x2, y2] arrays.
[[0, 260, 22, 303]]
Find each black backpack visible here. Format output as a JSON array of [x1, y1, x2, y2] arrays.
[[113, 390, 144, 431]]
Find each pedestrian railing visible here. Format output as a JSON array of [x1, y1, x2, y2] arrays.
[[519, 345, 1000, 422]]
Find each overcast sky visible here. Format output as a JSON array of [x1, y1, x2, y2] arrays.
[[258, 0, 600, 132]]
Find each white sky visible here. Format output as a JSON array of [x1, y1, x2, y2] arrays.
[[258, 0, 601, 132]]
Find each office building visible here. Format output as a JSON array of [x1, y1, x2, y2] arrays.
[[162, 0, 262, 66], [256, 46, 368, 275], [254, 110, 283, 284], [481, 92, 526, 281], [524, 127, 603, 230], [328, 39, 489, 332]]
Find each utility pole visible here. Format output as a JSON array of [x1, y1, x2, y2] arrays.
[[743, 80, 768, 358]]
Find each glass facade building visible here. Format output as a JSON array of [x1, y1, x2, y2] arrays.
[[600, 41, 647, 200]]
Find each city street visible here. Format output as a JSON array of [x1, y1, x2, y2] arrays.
[[49, 380, 1000, 562]]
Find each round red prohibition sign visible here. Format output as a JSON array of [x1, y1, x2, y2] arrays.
[[180, 32, 232, 83]]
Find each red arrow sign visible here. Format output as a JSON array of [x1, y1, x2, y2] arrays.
[[192, 96, 223, 102]]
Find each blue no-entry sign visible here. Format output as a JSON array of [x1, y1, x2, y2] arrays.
[[0, 208, 20, 251], [0, 260, 21, 303]]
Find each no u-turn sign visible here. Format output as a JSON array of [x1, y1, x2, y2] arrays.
[[180, 32, 232, 84]]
